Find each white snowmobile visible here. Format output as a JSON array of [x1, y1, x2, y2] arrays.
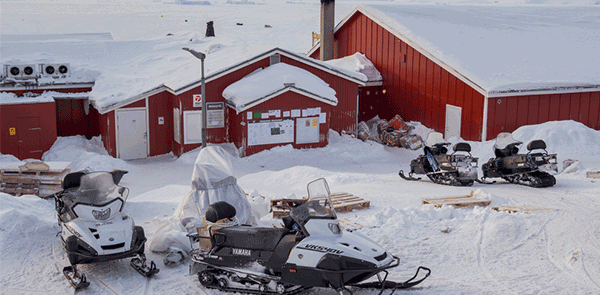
[[188, 178, 430, 294], [52, 171, 159, 289]]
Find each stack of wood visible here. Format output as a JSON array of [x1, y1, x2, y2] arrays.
[[0, 161, 70, 197], [270, 192, 370, 218]]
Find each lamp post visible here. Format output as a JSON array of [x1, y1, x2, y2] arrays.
[[182, 47, 207, 149]]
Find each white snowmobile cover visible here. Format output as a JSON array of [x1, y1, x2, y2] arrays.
[[149, 146, 256, 253]]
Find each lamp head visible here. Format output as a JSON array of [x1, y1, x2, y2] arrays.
[[182, 47, 206, 60]]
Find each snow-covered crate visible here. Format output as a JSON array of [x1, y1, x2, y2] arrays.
[[0, 161, 70, 197]]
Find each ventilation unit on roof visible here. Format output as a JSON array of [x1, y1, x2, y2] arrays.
[[6, 64, 38, 79], [40, 63, 70, 78]]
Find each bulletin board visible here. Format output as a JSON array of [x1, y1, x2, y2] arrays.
[[295, 117, 320, 144], [247, 119, 294, 147]]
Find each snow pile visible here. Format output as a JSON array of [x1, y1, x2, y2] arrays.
[[223, 62, 338, 113], [0, 154, 20, 162], [511, 120, 600, 158], [42, 136, 129, 173], [325, 52, 382, 82]]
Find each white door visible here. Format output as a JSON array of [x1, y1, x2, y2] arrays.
[[117, 109, 147, 160], [445, 105, 462, 140]]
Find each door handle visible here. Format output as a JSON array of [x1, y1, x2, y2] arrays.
[[143, 132, 147, 139]]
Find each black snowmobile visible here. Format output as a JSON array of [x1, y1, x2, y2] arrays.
[[51, 171, 158, 289], [399, 132, 478, 186], [188, 178, 430, 295], [481, 132, 557, 187]]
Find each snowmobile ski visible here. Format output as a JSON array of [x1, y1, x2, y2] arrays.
[[398, 170, 421, 181], [131, 255, 159, 277], [62, 266, 90, 290], [475, 178, 496, 184], [352, 266, 431, 294]]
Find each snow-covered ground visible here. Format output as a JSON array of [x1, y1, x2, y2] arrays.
[[2, 120, 600, 294], [2, 0, 600, 294]]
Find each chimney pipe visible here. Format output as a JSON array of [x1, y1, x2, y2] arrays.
[[320, 0, 334, 61]]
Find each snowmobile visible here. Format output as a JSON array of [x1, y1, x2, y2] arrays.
[[399, 132, 478, 186], [51, 171, 158, 289], [481, 132, 557, 187], [188, 178, 430, 295]]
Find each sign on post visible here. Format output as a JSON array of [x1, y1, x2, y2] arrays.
[[193, 94, 202, 108]]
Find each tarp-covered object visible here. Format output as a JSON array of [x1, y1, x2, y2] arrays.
[[149, 146, 256, 253]]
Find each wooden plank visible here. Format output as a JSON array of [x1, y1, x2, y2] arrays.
[[587, 171, 600, 179], [492, 206, 557, 214], [270, 193, 370, 218], [422, 191, 490, 208]]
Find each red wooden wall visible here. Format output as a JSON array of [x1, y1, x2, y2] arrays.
[[230, 91, 331, 157], [147, 91, 174, 157], [0, 102, 57, 160], [311, 12, 488, 141], [55, 98, 100, 139], [279, 56, 359, 135], [99, 111, 116, 158], [486, 91, 600, 140]]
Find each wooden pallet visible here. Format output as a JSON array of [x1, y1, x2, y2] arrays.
[[422, 191, 491, 208], [492, 206, 557, 214], [0, 161, 70, 197], [270, 193, 370, 218], [587, 171, 600, 179]]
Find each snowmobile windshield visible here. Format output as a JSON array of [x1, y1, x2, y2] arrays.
[[305, 178, 336, 220], [425, 132, 446, 147], [494, 132, 522, 149], [69, 172, 129, 206]]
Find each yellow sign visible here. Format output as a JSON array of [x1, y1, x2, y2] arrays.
[[311, 119, 319, 127], [9, 127, 16, 136]]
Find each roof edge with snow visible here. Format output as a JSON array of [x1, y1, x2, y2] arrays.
[[175, 47, 367, 95], [225, 85, 338, 114]]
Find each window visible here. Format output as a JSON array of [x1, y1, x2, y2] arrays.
[[183, 110, 203, 144]]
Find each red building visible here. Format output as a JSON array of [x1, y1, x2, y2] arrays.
[[1, 81, 94, 160], [90, 48, 366, 159], [308, 5, 600, 141]]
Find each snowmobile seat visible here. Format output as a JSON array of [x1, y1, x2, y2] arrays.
[[452, 142, 471, 154], [61, 171, 87, 190], [205, 201, 237, 223], [212, 227, 291, 251], [527, 140, 547, 152]]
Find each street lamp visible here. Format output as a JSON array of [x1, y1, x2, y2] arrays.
[[182, 47, 207, 149]]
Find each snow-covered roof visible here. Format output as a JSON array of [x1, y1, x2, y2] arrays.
[[313, 4, 600, 96], [325, 52, 382, 86], [2, 35, 366, 114], [223, 62, 338, 113]]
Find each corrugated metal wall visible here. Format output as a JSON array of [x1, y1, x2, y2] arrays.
[[486, 91, 600, 140], [313, 12, 488, 141]]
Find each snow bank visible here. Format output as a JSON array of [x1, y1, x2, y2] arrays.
[[42, 136, 129, 172], [511, 120, 600, 158], [325, 52, 382, 82]]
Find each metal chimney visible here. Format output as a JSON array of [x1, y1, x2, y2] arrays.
[[320, 0, 334, 61]]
